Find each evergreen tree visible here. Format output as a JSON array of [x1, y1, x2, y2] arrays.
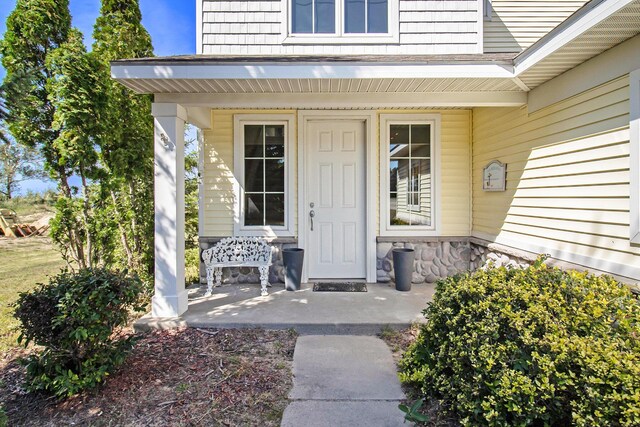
[[0, 0, 89, 263], [0, 84, 10, 144], [46, 29, 108, 267], [0, 0, 72, 194], [93, 0, 155, 274]]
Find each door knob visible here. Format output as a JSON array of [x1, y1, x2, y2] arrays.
[[309, 210, 315, 231]]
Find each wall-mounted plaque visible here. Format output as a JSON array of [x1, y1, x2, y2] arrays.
[[483, 160, 506, 191]]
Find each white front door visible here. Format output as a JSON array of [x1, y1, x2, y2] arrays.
[[306, 120, 366, 279]]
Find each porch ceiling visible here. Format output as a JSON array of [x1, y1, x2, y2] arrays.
[[118, 76, 523, 95]]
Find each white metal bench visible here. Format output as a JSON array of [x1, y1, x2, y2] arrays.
[[201, 237, 273, 296]]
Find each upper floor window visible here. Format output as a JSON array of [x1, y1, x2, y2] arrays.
[[345, 0, 388, 33], [292, 0, 335, 34], [290, 0, 389, 36]]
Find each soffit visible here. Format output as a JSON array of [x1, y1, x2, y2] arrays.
[[516, 0, 640, 88], [119, 77, 523, 95]]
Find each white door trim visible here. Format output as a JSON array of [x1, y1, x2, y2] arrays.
[[297, 110, 377, 283]]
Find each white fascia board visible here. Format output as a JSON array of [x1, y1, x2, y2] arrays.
[[112, 62, 514, 81], [514, 0, 635, 75], [630, 68, 640, 244], [196, 0, 203, 55], [154, 91, 527, 108]]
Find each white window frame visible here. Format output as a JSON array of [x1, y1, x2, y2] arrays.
[[233, 114, 296, 237], [407, 159, 422, 212], [630, 69, 640, 244], [379, 114, 441, 237], [281, 0, 399, 44]]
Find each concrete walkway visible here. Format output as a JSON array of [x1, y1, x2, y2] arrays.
[[281, 335, 406, 427]]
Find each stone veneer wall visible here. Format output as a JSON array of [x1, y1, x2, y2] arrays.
[[469, 238, 639, 294], [376, 238, 471, 284], [200, 236, 637, 292], [376, 237, 543, 284], [198, 237, 298, 285], [469, 238, 534, 271]]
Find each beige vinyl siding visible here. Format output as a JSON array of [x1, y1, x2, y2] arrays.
[[440, 110, 472, 235], [472, 76, 639, 280], [201, 113, 234, 236], [484, 0, 588, 53], [203, 109, 471, 238], [201, 0, 481, 55]]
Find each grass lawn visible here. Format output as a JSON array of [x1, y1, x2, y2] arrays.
[[0, 231, 296, 426], [0, 237, 65, 352]]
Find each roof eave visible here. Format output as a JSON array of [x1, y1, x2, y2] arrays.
[[514, 0, 638, 75]]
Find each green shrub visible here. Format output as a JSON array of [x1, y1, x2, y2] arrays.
[[185, 247, 200, 285], [13, 269, 146, 397], [400, 257, 640, 426]]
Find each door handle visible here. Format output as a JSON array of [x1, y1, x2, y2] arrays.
[[309, 210, 315, 231]]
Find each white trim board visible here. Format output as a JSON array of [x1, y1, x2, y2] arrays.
[[196, 0, 203, 55], [197, 128, 205, 238], [297, 110, 378, 283], [476, 0, 485, 54], [112, 63, 515, 81], [630, 68, 640, 244]]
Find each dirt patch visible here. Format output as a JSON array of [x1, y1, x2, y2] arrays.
[[0, 235, 55, 250], [1, 328, 297, 426], [380, 326, 460, 427]]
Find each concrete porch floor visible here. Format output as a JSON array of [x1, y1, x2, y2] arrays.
[[135, 281, 435, 334]]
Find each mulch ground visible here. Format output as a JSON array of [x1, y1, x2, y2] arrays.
[[380, 326, 460, 427], [0, 328, 297, 426]]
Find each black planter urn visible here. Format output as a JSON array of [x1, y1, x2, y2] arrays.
[[282, 248, 304, 291], [392, 248, 414, 292]]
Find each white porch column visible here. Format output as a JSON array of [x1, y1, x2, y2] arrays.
[[151, 103, 189, 317]]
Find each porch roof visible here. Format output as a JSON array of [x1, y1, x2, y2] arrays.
[[112, 53, 526, 100], [514, 0, 640, 89], [111, 0, 640, 106]]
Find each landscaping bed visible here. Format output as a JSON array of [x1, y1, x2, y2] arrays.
[[1, 327, 297, 426], [381, 326, 460, 427], [399, 259, 640, 426]]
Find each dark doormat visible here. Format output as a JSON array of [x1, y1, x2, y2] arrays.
[[312, 282, 368, 292]]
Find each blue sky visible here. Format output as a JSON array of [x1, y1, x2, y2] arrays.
[[1, 0, 196, 194]]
